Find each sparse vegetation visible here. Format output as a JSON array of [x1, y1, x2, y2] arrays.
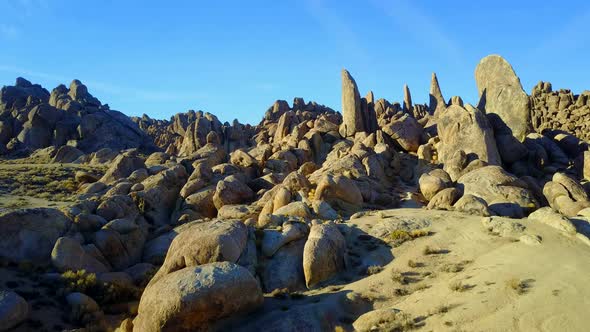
[[58, 269, 140, 305], [366, 265, 384, 275], [449, 280, 468, 292], [423, 246, 447, 255], [59, 269, 98, 295], [0, 164, 105, 203], [423, 246, 436, 255], [391, 269, 409, 285], [441, 260, 472, 273], [373, 312, 416, 331], [506, 278, 530, 295], [389, 228, 431, 247], [430, 303, 451, 315], [407, 259, 419, 268]]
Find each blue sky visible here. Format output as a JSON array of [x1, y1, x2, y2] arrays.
[[1, 0, 589, 124]]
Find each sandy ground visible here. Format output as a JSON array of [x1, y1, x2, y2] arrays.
[[345, 209, 590, 331], [221, 208, 590, 332]]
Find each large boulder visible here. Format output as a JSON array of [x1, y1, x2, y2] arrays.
[[303, 223, 346, 288], [262, 238, 306, 293], [141, 221, 201, 265], [52, 145, 84, 163], [528, 207, 576, 235], [0, 208, 72, 265], [132, 165, 188, 225], [426, 187, 460, 211], [552, 172, 589, 202], [150, 220, 248, 284], [457, 166, 538, 217], [315, 174, 363, 213], [133, 262, 263, 332], [419, 168, 452, 201], [273, 201, 311, 219], [261, 221, 308, 257], [381, 113, 422, 152], [475, 54, 531, 141], [0, 290, 29, 331], [453, 194, 491, 217], [212, 175, 255, 210], [93, 218, 148, 270], [99, 152, 146, 184], [437, 104, 501, 165], [543, 180, 590, 217], [51, 237, 110, 273]]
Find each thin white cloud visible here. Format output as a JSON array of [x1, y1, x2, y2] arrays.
[[303, 0, 372, 67], [369, 0, 463, 63]]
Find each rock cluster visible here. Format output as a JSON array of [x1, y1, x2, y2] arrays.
[[531, 81, 590, 142], [2, 53, 590, 330], [0, 78, 155, 156]]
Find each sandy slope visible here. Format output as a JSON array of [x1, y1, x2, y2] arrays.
[[342, 209, 590, 332], [222, 208, 590, 332]]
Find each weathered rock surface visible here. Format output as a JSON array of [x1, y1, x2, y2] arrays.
[[437, 104, 501, 165], [262, 238, 306, 292], [51, 236, 110, 273], [457, 166, 538, 217], [340, 69, 364, 137], [134, 262, 263, 332], [0, 290, 29, 331], [528, 207, 576, 235], [303, 223, 346, 288], [0, 208, 72, 264], [475, 54, 531, 142], [151, 220, 248, 283], [100, 152, 146, 184]]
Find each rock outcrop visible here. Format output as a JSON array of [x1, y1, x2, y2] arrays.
[[475, 55, 531, 142], [134, 262, 263, 332], [0, 78, 155, 156], [437, 104, 501, 166], [303, 223, 346, 288], [0, 290, 29, 331], [340, 69, 365, 137], [0, 208, 72, 265]]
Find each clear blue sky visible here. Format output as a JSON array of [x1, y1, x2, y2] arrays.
[[1, 0, 589, 124]]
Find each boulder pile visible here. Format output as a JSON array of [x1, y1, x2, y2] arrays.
[[1, 54, 590, 330]]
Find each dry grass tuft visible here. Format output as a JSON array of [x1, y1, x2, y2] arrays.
[[430, 303, 451, 315], [389, 228, 431, 247], [449, 280, 469, 292], [506, 278, 529, 295], [407, 259, 419, 268], [391, 269, 409, 285], [366, 265, 384, 276]]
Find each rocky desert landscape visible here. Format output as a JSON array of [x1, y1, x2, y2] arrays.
[[1, 54, 590, 332]]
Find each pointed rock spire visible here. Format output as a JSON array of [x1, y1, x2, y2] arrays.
[[403, 84, 413, 113], [365, 91, 374, 104], [339, 69, 364, 137], [429, 72, 446, 117], [360, 92, 377, 135]]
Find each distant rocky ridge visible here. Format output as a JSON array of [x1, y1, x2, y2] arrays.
[[0, 77, 155, 157]]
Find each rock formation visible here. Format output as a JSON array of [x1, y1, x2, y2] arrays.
[[2, 53, 590, 331], [475, 55, 531, 142], [429, 72, 446, 117], [340, 69, 373, 137]]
